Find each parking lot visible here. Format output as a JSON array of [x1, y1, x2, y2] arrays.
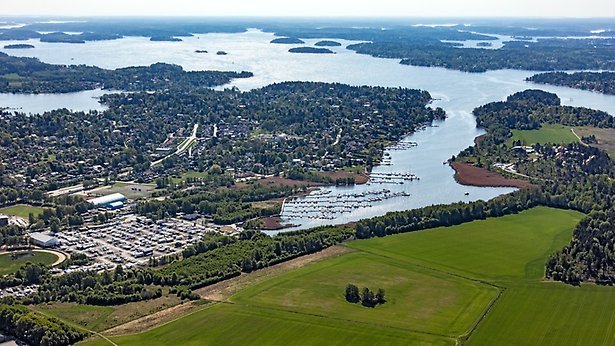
[[56, 214, 214, 271]]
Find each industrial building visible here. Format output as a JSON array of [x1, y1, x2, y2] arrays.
[[88, 193, 127, 207], [30, 232, 59, 248]]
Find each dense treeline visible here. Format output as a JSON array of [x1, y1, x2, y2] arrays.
[[547, 209, 615, 285], [0, 304, 87, 346], [158, 226, 354, 289], [528, 72, 615, 95], [0, 53, 251, 94]]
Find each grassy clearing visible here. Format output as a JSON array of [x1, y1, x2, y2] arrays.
[[0, 204, 45, 218], [0, 251, 59, 276], [80, 207, 593, 345], [89, 182, 155, 200], [34, 295, 183, 333], [509, 124, 578, 145], [575, 126, 615, 159]]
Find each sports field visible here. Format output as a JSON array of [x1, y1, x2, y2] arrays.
[[509, 124, 578, 145], [0, 204, 45, 218], [0, 251, 59, 276], [80, 206, 601, 345]]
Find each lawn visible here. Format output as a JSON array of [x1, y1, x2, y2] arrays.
[[0, 204, 45, 218], [79, 207, 595, 345], [509, 124, 579, 145], [0, 251, 59, 276]]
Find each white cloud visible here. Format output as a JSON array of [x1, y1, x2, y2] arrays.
[[2, 0, 614, 17]]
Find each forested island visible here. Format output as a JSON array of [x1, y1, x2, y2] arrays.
[[0, 53, 251, 93], [150, 36, 183, 42], [289, 47, 334, 54], [528, 71, 615, 95], [3, 44, 35, 49], [314, 40, 342, 47], [270, 37, 304, 44]]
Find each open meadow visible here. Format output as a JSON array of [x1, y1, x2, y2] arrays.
[[77, 206, 609, 345], [509, 124, 579, 145]]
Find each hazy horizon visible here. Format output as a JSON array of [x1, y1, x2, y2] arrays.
[[2, 0, 615, 18]]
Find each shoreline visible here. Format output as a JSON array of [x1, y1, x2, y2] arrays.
[[449, 161, 532, 189]]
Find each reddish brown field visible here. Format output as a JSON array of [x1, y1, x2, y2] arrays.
[[450, 162, 532, 188], [317, 171, 369, 185]]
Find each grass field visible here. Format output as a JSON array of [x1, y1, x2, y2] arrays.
[[509, 124, 579, 145], [0, 251, 59, 276], [80, 206, 595, 345], [88, 182, 156, 200], [575, 126, 615, 159], [33, 295, 182, 333], [0, 204, 45, 218]]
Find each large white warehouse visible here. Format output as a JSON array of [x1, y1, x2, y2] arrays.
[[88, 193, 127, 207]]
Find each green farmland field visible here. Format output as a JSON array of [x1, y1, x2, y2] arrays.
[[509, 124, 579, 145], [81, 207, 600, 345]]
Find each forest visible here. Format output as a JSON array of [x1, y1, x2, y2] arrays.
[[0, 53, 251, 93], [528, 71, 615, 95]]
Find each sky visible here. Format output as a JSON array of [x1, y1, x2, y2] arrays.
[[1, 0, 615, 18]]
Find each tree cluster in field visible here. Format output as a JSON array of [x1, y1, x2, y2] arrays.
[[0, 53, 251, 94], [0, 304, 87, 346], [528, 72, 615, 95], [345, 284, 386, 308]]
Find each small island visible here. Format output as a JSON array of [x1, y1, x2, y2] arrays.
[[195, 49, 208, 53], [315, 40, 342, 47], [150, 36, 182, 42], [3, 44, 35, 49], [271, 37, 305, 44], [216, 51, 228, 55], [289, 47, 335, 54], [476, 42, 493, 47]]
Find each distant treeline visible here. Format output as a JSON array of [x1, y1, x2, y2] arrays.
[[528, 72, 615, 96], [0, 53, 252, 93]]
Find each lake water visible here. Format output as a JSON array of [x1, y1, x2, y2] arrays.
[[0, 88, 109, 114], [2, 29, 615, 230]]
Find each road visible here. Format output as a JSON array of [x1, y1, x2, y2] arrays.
[[151, 124, 199, 167]]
